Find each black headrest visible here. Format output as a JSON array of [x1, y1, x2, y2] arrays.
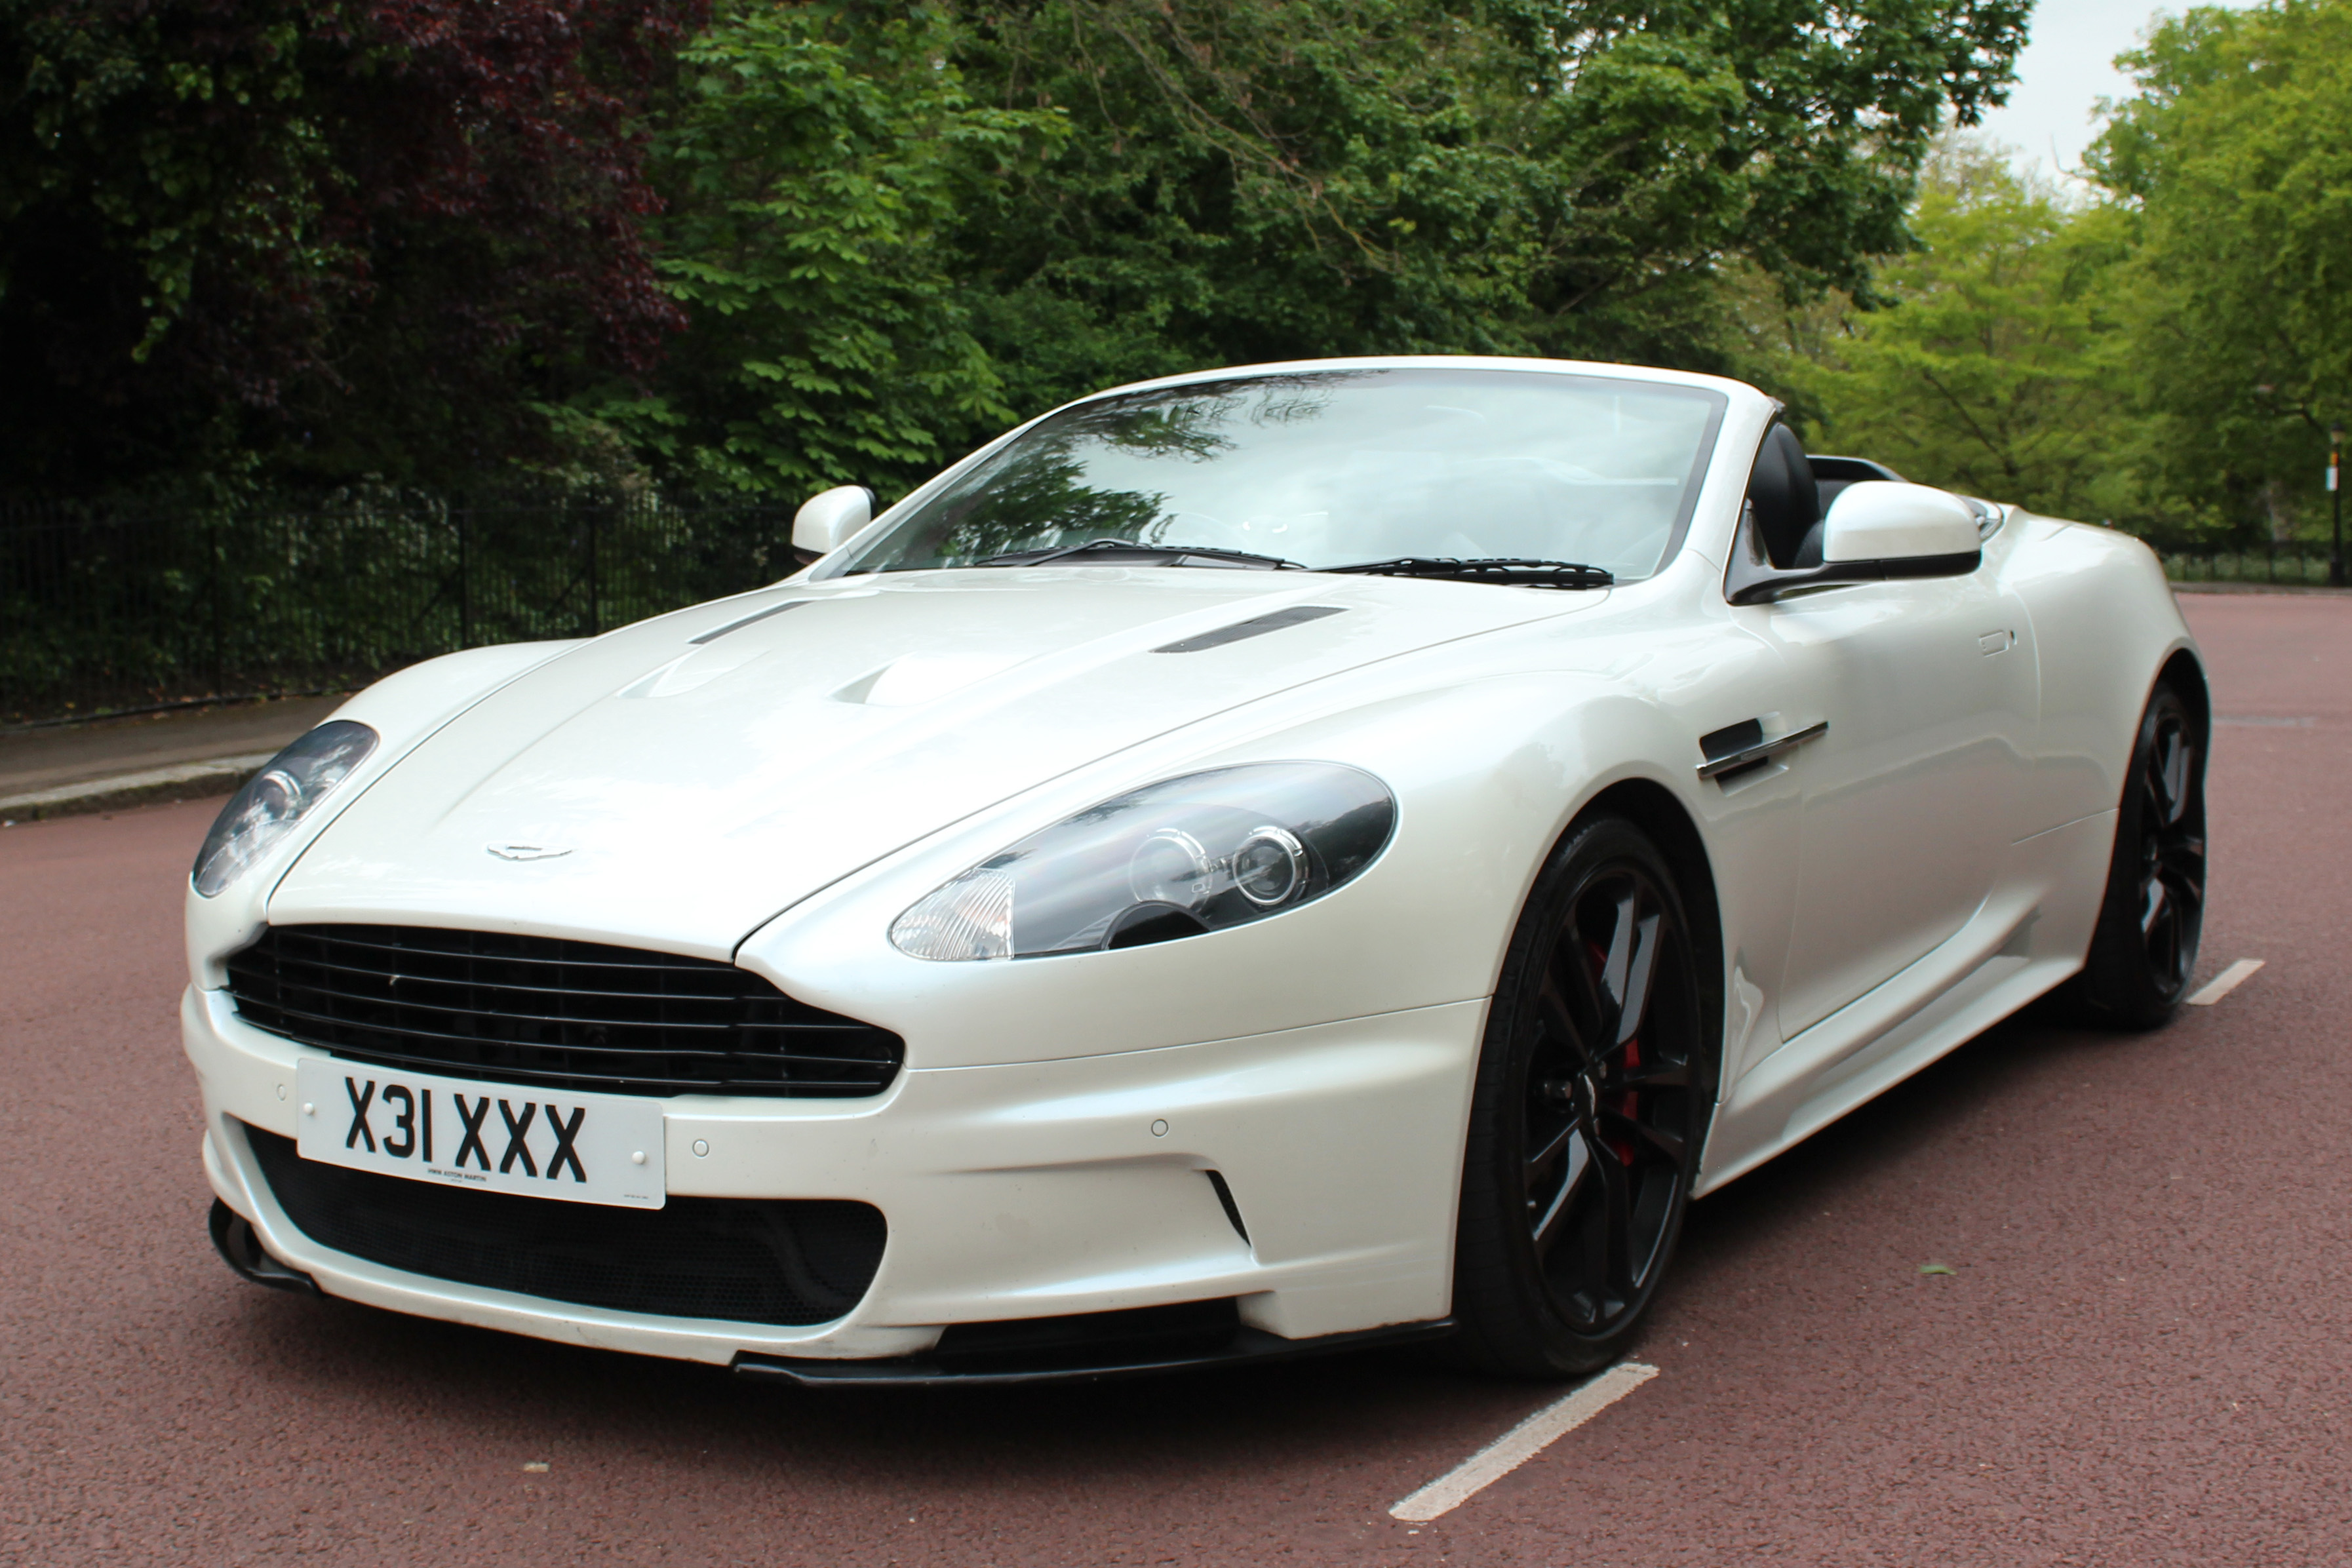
[[1746, 424, 1820, 569]]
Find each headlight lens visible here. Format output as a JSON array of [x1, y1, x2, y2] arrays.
[[891, 762, 1395, 961], [191, 720, 378, 897]]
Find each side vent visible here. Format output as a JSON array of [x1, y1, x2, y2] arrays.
[[1699, 718, 1764, 768], [1154, 604, 1346, 654], [1695, 716, 1829, 784], [1205, 1170, 1250, 1244]]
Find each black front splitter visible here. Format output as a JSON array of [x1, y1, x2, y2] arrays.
[[207, 1201, 1451, 1384], [732, 1316, 1456, 1388], [208, 1199, 320, 1295]]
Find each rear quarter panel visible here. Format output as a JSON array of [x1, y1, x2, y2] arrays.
[[2004, 517, 2199, 833]]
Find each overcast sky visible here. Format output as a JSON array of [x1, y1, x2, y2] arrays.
[[1973, 0, 2260, 180]]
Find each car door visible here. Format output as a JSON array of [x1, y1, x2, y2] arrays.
[[1744, 564, 2039, 1038]]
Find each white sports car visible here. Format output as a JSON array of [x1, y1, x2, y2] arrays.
[[185, 357, 2206, 1383]]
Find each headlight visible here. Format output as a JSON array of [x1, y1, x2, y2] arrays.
[[891, 762, 1395, 960], [191, 720, 379, 898]]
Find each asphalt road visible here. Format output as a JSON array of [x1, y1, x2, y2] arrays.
[[4, 593, 2347, 1565]]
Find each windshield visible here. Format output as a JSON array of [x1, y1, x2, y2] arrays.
[[827, 368, 1729, 581]]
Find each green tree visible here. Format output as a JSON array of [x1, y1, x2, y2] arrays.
[[2, 0, 2040, 505], [2088, 0, 2352, 542], [589, 1, 1065, 498], [943, 0, 2033, 422], [1767, 140, 2140, 520]]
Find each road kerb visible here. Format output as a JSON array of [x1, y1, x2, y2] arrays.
[[0, 753, 271, 823]]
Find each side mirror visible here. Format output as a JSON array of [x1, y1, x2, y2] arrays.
[[793, 484, 874, 560], [1820, 481, 1980, 563], [1727, 480, 1982, 605]]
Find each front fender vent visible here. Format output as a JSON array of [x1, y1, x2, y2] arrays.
[[224, 924, 902, 1098]]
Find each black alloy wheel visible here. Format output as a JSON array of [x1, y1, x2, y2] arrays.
[[2069, 680, 2206, 1028], [1450, 815, 1714, 1377]]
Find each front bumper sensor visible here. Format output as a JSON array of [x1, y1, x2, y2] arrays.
[[208, 1200, 319, 1295], [733, 1298, 1457, 1386]]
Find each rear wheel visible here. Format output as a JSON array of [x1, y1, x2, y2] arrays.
[[1449, 816, 1714, 1377], [2066, 680, 2206, 1029]]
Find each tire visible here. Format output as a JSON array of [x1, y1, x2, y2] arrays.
[[1448, 815, 1716, 1377], [2065, 679, 2207, 1029]]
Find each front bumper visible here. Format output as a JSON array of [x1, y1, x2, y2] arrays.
[[187, 985, 1482, 1367]]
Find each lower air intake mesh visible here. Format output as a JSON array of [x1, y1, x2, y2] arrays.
[[245, 1125, 884, 1326]]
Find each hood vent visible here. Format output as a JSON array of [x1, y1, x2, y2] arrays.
[[1154, 604, 1347, 654], [689, 598, 811, 645]]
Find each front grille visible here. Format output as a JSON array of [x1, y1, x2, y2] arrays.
[[246, 1126, 885, 1325], [225, 924, 902, 1098]]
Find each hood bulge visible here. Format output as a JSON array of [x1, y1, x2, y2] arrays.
[[267, 568, 1605, 954]]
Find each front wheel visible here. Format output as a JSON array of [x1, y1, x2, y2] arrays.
[[1449, 816, 1715, 1377], [2064, 679, 2207, 1029]]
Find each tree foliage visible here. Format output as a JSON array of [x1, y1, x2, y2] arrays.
[[948, 0, 2033, 418], [1769, 141, 2139, 521], [0, 0, 699, 496], [3, 0, 2037, 503], [1735, 1, 2352, 541], [2088, 0, 2351, 539], [591, 0, 1064, 496]]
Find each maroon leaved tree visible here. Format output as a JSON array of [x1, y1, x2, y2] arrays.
[[0, 0, 706, 494]]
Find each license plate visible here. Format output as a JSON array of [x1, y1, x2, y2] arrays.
[[293, 1058, 667, 1209]]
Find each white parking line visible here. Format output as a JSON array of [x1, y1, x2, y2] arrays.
[[2186, 958, 2265, 1007], [1388, 1362, 1658, 1523]]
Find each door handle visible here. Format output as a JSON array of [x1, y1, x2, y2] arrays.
[[1696, 718, 1830, 781]]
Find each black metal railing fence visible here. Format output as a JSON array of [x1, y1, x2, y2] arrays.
[[1, 493, 794, 727], [7, 498, 2341, 729], [2155, 540, 2336, 587]]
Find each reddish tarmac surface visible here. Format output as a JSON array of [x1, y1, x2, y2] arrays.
[[4, 593, 2348, 1565]]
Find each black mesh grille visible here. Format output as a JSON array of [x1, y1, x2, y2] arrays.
[[225, 924, 902, 1098], [246, 1125, 885, 1325]]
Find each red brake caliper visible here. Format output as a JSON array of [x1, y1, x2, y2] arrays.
[[1590, 938, 1641, 1166]]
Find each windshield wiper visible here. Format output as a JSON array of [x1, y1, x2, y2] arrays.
[[977, 538, 1303, 570], [1320, 557, 1613, 589]]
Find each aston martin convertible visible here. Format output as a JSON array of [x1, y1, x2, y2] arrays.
[[186, 357, 2206, 1382]]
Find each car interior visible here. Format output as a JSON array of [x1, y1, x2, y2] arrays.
[[1744, 425, 1908, 568]]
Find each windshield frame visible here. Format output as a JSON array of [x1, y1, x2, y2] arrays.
[[812, 363, 1733, 585]]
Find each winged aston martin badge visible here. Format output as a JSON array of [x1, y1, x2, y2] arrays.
[[485, 844, 572, 861]]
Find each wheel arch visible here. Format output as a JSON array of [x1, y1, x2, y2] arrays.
[[2062, 639, 2211, 1027], [2157, 645, 2212, 754], [1444, 772, 1731, 1373]]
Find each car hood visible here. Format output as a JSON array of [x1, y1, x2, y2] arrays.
[[270, 567, 1605, 956]]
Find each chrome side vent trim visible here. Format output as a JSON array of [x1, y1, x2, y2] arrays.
[[1696, 718, 1829, 783]]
